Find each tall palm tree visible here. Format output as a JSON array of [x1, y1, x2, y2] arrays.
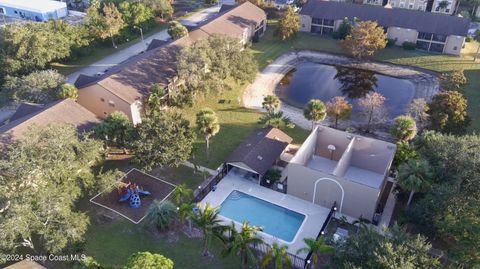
[[261, 242, 292, 269], [172, 183, 193, 206], [296, 237, 334, 268], [223, 221, 264, 269], [196, 108, 220, 161], [191, 204, 226, 256], [397, 159, 433, 209], [303, 99, 327, 130], [262, 95, 281, 114]]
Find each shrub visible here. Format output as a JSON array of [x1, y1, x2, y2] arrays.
[[402, 42, 416, 50], [465, 36, 472, 42], [390, 115, 417, 142], [124, 252, 173, 269], [146, 200, 177, 231], [58, 83, 78, 100], [386, 38, 396, 47]]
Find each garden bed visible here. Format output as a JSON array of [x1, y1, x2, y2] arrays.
[[90, 168, 176, 224]]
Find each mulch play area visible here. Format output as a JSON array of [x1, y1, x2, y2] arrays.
[[90, 168, 176, 224]]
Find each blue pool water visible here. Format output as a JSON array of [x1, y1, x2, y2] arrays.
[[219, 191, 305, 242]]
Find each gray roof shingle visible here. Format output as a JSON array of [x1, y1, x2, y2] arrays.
[[226, 127, 293, 177], [300, 0, 470, 36]]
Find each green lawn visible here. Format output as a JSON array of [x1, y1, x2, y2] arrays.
[[177, 81, 309, 170], [84, 218, 240, 269]]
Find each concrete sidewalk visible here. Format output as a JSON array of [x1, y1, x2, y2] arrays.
[[66, 6, 221, 84]]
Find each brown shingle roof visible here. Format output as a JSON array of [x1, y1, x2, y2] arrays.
[[76, 2, 266, 104], [0, 99, 100, 146], [226, 127, 293, 177], [300, 0, 470, 36]]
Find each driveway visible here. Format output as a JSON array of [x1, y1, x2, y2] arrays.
[[66, 6, 221, 84]]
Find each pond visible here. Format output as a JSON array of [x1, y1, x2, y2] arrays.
[[277, 62, 415, 118]]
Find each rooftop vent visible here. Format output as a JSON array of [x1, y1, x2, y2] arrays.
[[257, 155, 263, 160], [246, 143, 252, 147]]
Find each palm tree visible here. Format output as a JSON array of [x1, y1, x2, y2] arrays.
[[196, 108, 220, 161], [262, 95, 281, 114], [261, 242, 292, 269], [191, 203, 226, 256], [303, 99, 327, 130], [259, 111, 295, 129], [397, 159, 433, 209], [223, 221, 264, 269], [172, 184, 193, 206], [296, 237, 334, 268]]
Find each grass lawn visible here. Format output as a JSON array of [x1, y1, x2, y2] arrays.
[[251, 24, 480, 132], [84, 218, 240, 269], [177, 81, 309, 169], [80, 160, 241, 269]]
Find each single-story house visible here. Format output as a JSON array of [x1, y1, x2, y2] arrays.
[[299, 0, 470, 55], [285, 126, 396, 221], [225, 127, 293, 183], [0, 99, 100, 148], [0, 0, 68, 22], [75, 2, 267, 124]]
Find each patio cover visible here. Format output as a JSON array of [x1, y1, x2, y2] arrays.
[[225, 127, 292, 177]]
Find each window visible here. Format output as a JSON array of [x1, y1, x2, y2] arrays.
[[14, 10, 18, 14], [100, 98, 105, 102], [416, 40, 430, 51], [323, 19, 334, 26], [311, 25, 322, 34], [453, 46, 458, 50], [108, 100, 115, 107], [430, 42, 444, 53], [312, 17, 322, 25], [0, 8, 4, 14], [432, 34, 446, 42], [418, 32, 433, 40], [322, 27, 334, 35], [446, 8, 450, 12], [409, 3, 413, 8]]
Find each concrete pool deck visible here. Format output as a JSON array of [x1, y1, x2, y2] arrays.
[[243, 50, 439, 130], [200, 171, 331, 257]]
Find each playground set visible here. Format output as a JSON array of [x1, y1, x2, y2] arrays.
[[90, 168, 177, 224], [118, 182, 151, 209]]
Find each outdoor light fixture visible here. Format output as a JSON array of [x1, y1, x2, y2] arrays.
[[328, 144, 336, 160], [333, 207, 337, 211], [321, 231, 325, 235]]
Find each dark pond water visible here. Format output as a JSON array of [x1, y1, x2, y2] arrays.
[[277, 62, 415, 118]]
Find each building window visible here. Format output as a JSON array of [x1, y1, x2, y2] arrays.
[[0, 8, 4, 14], [432, 34, 446, 42], [323, 19, 334, 26], [311, 25, 322, 34], [453, 46, 458, 50], [409, 3, 413, 8], [108, 100, 115, 107], [416, 40, 430, 51], [418, 32, 433, 40], [100, 98, 105, 102], [14, 10, 18, 14], [430, 43, 444, 53], [312, 17, 322, 25]]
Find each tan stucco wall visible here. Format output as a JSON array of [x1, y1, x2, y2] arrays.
[[286, 163, 381, 220], [300, 15, 312, 32], [444, 35, 465, 55], [387, 26, 419, 45], [77, 84, 135, 121]]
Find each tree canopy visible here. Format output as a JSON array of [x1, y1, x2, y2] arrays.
[[132, 112, 194, 170], [168, 21, 188, 39], [331, 225, 440, 269], [176, 34, 257, 98], [86, 3, 125, 47], [390, 115, 417, 142], [341, 21, 387, 58], [326, 96, 352, 129], [94, 111, 134, 148], [428, 90, 469, 134], [277, 6, 300, 40], [0, 20, 90, 75], [303, 99, 327, 130], [3, 69, 66, 103], [124, 252, 174, 269], [0, 124, 116, 257], [119, 2, 154, 27]]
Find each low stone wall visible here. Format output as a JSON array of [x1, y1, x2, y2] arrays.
[[244, 50, 439, 130]]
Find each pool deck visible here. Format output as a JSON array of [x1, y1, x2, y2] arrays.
[[200, 172, 331, 257]]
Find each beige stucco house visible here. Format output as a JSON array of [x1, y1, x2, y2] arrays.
[[299, 0, 469, 55], [285, 126, 396, 221], [75, 2, 267, 124]]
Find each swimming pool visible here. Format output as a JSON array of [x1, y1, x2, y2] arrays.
[[219, 190, 306, 242]]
